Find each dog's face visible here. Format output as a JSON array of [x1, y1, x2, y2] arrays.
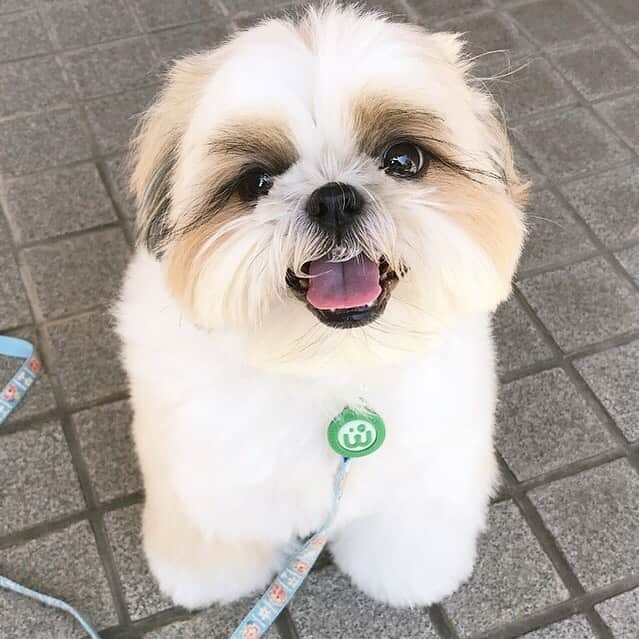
[[132, 6, 527, 370]]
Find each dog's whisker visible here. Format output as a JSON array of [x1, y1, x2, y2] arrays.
[[526, 214, 565, 229]]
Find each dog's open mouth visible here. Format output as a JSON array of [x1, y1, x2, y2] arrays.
[[286, 255, 398, 328]]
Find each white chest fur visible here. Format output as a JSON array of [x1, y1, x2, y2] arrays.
[[117, 252, 498, 548]]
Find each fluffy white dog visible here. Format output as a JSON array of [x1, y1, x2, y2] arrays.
[[116, 4, 527, 610]]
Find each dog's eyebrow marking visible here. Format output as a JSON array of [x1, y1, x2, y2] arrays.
[[351, 93, 445, 157], [208, 120, 298, 174], [351, 92, 506, 185]]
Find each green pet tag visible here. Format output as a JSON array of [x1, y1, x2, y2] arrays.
[[327, 407, 385, 458]]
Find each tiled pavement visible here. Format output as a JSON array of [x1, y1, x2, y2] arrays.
[[0, 0, 638, 637]]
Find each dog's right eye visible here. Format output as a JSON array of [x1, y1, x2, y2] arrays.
[[238, 169, 273, 201], [382, 141, 427, 178]]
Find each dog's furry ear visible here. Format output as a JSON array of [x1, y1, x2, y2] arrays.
[[481, 110, 530, 208], [429, 30, 529, 208], [130, 53, 217, 255]]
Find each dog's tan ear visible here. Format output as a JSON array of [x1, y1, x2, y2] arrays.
[[423, 29, 529, 209], [130, 53, 217, 255], [482, 110, 530, 209]]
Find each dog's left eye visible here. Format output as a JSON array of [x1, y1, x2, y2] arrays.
[[238, 169, 273, 200], [382, 142, 426, 178]]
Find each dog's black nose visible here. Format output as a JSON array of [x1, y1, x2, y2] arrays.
[[306, 182, 363, 240]]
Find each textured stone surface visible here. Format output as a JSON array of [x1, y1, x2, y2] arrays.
[[104, 153, 136, 225], [0, 421, 84, 535], [0, 108, 92, 176], [443, 501, 568, 636], [575, 340, 639, 441], [3, 162, 116, 244], [530, 460, 639, 590], [496, 368, 615, 480], [73, 400, 142, 502], [62, 37, 157, 98], [43, 0, 140, 49], [617, 243, 639, 284], [0, 0, 34, 13], [23, 228, 130, 319], [561, 164, 639, 250], [103, 504, 172, 620], [493, 295, 554, 376], [132, 0, 221, 30], [0, 56, 69, 118], [86, 85, 158, 155], [596, 94, 639, 154], [587, 0, 639, 29], [513, 107, 631, 182], [0, 521, 118, 636], [522, 616, 595, 638], [519, 257, 639, 351], [519, 189, 595, 274], [595, 588, 639, 639], [489, 57, 576, 121], [507, 0, 602, 46], [0, 252, 30, 330], [151, 20, 230, 64], [441, 11, 532, 60], [0, 10, 50, 61], [292, 565, 438, 638], [46, 310, 127, 407], [552, 40, 639, 100], [409, 0, 491, 23]]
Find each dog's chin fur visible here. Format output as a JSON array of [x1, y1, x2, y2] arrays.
[[116, 4, 527, 610]]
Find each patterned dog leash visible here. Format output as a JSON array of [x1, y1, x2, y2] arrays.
[[0, 336, 102, 639], [0, 338, 386, 639], [229, 407, 385, 639]]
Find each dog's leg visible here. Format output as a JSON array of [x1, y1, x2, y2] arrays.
[[329, 503, 483, 607], [142, 489, 282, 609]]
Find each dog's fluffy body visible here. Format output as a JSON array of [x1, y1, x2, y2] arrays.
[[117, 5, 526, 610]]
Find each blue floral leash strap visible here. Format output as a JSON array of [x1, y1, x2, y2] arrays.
[[0, 336, 102, 639], [0, 336, 40, 423], [230, 407, 385, 639], [0, 339, 386, 639]]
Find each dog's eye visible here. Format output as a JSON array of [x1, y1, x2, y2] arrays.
[[382, 142, 426, 178], [238, 169, 273, 200]]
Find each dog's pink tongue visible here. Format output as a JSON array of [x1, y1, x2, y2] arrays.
[[306, 255, 381, 310]]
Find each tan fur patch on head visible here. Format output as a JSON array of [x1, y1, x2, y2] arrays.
[[429, 164, 525, 283], [162, 117, 297, 322], [171, 117, 298, 234], [130, 52, 220, 252], [164, 200, 247, 313]]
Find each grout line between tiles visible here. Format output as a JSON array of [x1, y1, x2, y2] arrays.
[[429, 604, 461, 639], [494, 454, 616, 639], [275, 608, 302, 639], [512, 287, 635, 453]]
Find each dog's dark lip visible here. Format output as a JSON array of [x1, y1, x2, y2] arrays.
[[285, 258, 399, 329]]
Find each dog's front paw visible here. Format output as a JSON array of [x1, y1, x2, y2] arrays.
[[331, 512, 479, 607], [146, 549, 277, 610], [142, 504, 281, 609]]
